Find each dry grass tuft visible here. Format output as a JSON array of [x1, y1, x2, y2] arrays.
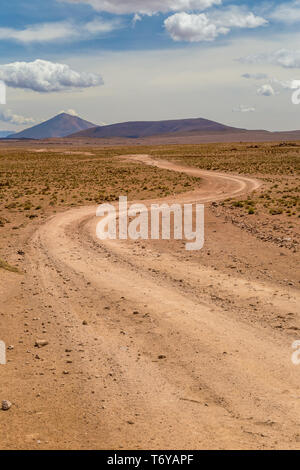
[[0, 257, 20, 273]]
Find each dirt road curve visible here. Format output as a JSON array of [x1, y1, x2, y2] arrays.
[[1, 155, 299, 450]]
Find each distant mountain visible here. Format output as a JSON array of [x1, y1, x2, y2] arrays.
[[10, 114, 300, 144], [10, 113, 97, 139], [0, 130, 15, 138], [69, 117, 246, 139]]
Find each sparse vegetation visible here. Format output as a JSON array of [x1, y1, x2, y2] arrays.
[[0, 144, 201, 266], [0, 146, 200, 219], [148, 142, 299, 221], [0, 141, 299, 263], [0, 257, 19, 273]]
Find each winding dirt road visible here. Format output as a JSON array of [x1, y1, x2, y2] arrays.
[[1, 155, 299, 450]]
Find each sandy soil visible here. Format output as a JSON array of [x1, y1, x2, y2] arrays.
[[0, 155, 299, 450], [31, 149, 95, 156]]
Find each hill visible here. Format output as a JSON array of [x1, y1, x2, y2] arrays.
[[10, 113, 96, 139], [69, 117, 247, 139]]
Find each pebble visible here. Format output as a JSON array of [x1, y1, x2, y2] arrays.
[[2, 400, 12, 411], [35, 340, 48, 348]]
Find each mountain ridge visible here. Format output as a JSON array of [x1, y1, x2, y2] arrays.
[[7, 113, 300, 142], [68, 117, 248, 139]]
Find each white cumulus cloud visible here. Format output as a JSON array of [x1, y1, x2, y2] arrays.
[[59, 0, 222, 15], [242, 73, 269, 80], [0, 108, 35, 125], [0, 18, 121, 44], [269, 0, 300, 24], [0, 59, 103, 93], [257, 84, 276, 96], [232, 104, 256, 113], [240, 49, 300, 69], [215, 6, 268, 29], [164, 7, 267, 42], [165, 12, 228, 42], [60, 109, 79, 116], [132, 13, 142, 26], [272, 78, 300, 90]]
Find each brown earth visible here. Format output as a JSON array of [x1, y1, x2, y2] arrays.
[[0, 154, 299, 450]]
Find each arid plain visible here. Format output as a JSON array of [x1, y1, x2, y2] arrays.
[[0, 140, 299, 449]]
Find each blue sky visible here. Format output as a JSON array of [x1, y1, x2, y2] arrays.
[[0, 0, 291, 57], [1, 0, 300, 131]]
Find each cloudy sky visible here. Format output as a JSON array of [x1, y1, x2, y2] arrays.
[[1, 0, 300, 131]]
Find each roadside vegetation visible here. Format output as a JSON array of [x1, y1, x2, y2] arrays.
[[0, 257, 19, 273], [150, 141, 300, 219], [148, 141, 299, 250]]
